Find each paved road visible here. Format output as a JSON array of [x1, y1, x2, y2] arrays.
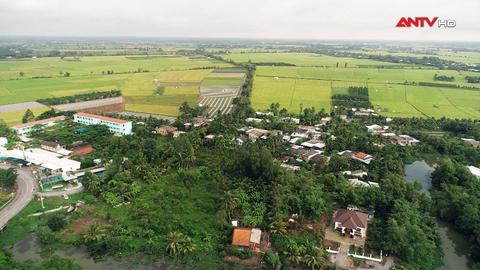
[[0, 101, 45, 113], [0, 166, 35, 230]]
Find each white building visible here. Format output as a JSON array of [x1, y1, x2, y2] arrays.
[[467, 166, 480, 178], [0, 148, 80, 173], [74, 112, 132, 136], [11, 116, 66, 135]]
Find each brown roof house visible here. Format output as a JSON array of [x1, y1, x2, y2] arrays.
[[232, 228, 262, 249], [41, 141, 62, 152], [333, 209, 368, 238], [155, 125, 179, 137]]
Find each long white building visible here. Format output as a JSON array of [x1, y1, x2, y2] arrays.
[[11, 116, 66, 135], [73, 112, 132, 136]]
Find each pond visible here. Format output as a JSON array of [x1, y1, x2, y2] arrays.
[[404, 161, 472, 270], [12, 234, 145, 270]]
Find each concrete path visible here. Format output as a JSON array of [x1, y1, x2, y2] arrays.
[[0, 166, 35, 230], [37, 183, 84, 198], [0, 102, 45, 113]]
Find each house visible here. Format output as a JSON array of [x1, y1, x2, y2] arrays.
[[348, 178, 370, 187], [256, 111, 274, 117], [338, 150, 354, 158], [342, 170, 368, 178], [301, 139, 326, 149], [0, 137, 8, 148], [347, 205, 375, 221], [246, 128, 270, 141], [281, 164, 301, 171], [232, 228, 262, 249], [282, 117, 300, 124], [333, 209, 369, 238], [11, 116, 66, 135], [352, 152, 373, 164], [354, 108, 377, 117], [236, 135, 247, 145], [245, 117, 264, 124], [41, 141, 62, 152], [301, 150, 323, 162], [467, 166, 480, 178], [319, 117, 332, 126], [193, 118, 213, 128], [155, 125, 179, 137], [389, 135, 420, 146], [74, 112, 132, 136], [366, 124, 388, 135], [461, 138, 480, 148], [205, 134, 216, 140]]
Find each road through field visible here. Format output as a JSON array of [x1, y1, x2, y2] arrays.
[[0, 102, 45, 113], [0, 166, 35, 230]]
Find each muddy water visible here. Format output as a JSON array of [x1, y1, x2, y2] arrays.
[[12, 234, 143, 270], [404, 161, 472, 270]]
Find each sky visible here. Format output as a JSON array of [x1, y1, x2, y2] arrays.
[[0, 0, 479, 41]]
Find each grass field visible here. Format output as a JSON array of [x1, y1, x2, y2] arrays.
[[122, 69, 213, 116], [0, 106, 50, 126], [0, 55, 227, 80], [223, 52, 409, 67], [252, 76, 331, 113], [247, 53, 480, 119], [349, 49, 480, 66], [0, 55, 230, 118]]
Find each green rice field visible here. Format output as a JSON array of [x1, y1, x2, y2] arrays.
[[0, 55, 231, 121], [240, 53, 480, 119]]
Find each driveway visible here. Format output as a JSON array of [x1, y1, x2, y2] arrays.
[[0, 166, 36, 230]]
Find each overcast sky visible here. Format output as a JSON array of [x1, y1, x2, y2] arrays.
[[0, 0, 479, 41]]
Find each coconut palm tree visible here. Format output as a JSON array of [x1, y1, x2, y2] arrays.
[[83, 223, 109, 243], [304, 254, 322, 270], [166, 231, 197, 256], [222, 190, 240, 220], [166, 231, 184, 256], [268, 219, 287, 236]]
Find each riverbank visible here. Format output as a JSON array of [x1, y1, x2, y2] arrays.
[[404, 160, 472, 270]]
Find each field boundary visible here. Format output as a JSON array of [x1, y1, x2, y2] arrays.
[[404, 85, 429, 118]]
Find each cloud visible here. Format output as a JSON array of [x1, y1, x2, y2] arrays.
[[0, 0, 478, 41]]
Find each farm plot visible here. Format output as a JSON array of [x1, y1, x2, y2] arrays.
[[123, 69, 212, 116], [0, 106, 50, 126], [252, 63, 480, 119], [251, 76, 331, 113], [0, 55, 231, 81], [223, 53, 406, 67], [369, 83, 480, 119], [199, 71, 245, 117]]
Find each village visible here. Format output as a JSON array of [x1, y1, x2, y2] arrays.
[[1, 105, 480, 270]]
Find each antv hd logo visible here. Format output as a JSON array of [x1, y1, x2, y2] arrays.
[[396, 17, 456, 28]]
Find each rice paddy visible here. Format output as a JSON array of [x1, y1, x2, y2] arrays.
[[240, 53, 480, 119]]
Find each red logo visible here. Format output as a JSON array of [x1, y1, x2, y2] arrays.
[[396, 17, 438, 27]]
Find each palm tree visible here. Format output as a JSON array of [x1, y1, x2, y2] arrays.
[[83, 223, 109, 243], [304, 254, 321, 270], [166, 231, 184, 256], [268, 219, 287, 236], [166, 231, 196, 256], [222, 190, 240, 220]]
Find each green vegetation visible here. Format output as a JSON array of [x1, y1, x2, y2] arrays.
[[37, 89, 121, 105], [331, 86, 372, 109], [243, 59, 480, 119], [0, 168, 17, 190], [431, 160, 480, 263], [0, 55, 232, 117]]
